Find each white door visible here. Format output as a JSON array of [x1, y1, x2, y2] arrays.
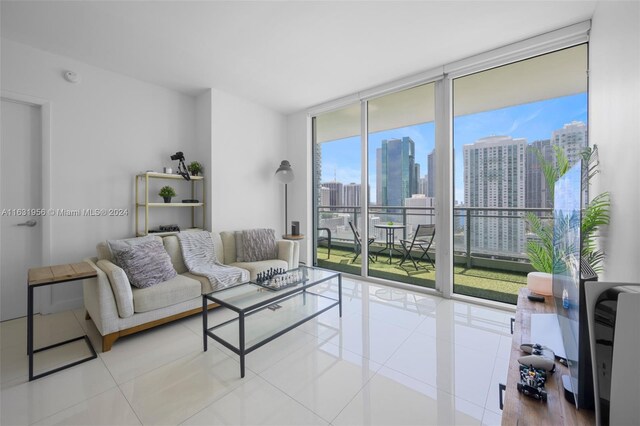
[[1, 99, 43, 321]]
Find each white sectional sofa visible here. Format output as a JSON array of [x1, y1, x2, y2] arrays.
[[83, 231, 299, 351]]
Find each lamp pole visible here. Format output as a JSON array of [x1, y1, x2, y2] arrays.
[[275, 160, 294, 237]]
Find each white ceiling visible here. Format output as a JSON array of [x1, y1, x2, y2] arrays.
[[0, 1, 597, 114]]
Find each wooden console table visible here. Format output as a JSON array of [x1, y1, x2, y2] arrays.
[[27, 262, 98, 381], [501, 289, 595, 425]]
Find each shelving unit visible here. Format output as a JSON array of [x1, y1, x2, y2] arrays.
[[135, 172, 205, 236]]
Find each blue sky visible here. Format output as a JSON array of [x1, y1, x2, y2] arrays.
[[320, 93, 587, 203]]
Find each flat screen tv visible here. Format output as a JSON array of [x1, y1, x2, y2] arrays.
[[552, 160, 597, 410]]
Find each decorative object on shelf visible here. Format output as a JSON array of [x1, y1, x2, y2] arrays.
[[187, 161, 202, 176], [170, 151, 191, 181], [275, 160, 295, 236], [159, 185, 176, 203], [255, 267, 307, 291], [135, 172, 206, 236], [163, 167, 173, 174]]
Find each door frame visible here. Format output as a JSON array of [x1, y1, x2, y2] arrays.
[[1, 90, 52, 314]]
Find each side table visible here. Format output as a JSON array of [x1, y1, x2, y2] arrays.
[[27, 262, 98, 381]]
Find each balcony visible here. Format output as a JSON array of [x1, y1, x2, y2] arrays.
[[316, 205, 551, 305]]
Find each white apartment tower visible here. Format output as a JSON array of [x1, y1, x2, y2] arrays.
[[343, 183, 361, 206], [463, 135, 526, 257], [552, 121, 587, 166]]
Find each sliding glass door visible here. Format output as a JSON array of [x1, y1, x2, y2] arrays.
[[311, 36, 589, 306], [451, 44, 588, 304], [366, 84, 436, 288], [313, 103, 361, 273]]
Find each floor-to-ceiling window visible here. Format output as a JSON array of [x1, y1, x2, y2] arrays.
[[311, 26, 589, 306], [451, 44, 588, 304], [366, 84, 436, 288], [313, 103, 361, 272]]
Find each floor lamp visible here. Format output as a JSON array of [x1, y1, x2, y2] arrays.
[[275, 160, 294, 235]]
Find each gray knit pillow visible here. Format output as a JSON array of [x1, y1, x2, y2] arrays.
[[235, 231, 245, 262], [242, 228, 277, 262], [112, 240, 177, 288]]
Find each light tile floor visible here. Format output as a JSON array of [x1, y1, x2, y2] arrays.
[[0, 278, 513, 425]]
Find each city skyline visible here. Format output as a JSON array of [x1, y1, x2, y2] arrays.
[[319, 92, 587, 203]]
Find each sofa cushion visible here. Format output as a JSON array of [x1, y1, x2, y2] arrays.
[[230, 259, 288, 281], [235, 232, 245, 262], [104, 235, 161, 262], [132, 274, 201, 313], [112, 240, 177, 288], [220, 231, 236, 264], [96, 259, 134, 318], [242, 229, 277, 262], [162, 236, 188, 274], [210, 232, 224, 263], [182, 272, 214, 294]]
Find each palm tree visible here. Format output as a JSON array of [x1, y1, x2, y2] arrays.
[[526, 145, 610, 273]]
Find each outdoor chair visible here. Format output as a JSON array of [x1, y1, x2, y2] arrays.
[[399, 224, 435, 271], [317, 227, 332, 259], [348, 221, 375, 263]]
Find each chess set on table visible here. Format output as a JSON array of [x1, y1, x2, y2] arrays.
[[254, 268, 307, 291]]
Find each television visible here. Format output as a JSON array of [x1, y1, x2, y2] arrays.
[[552, 160, 597, 410]]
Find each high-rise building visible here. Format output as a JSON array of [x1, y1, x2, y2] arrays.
[[427, 149, 435, 197], [320, 186, 331, 207], [322, 181, 343, 208], [405, 194, 435, 235], [376, 137, 417, 208], [418, 175, 428, 196], [525, 139, 553, 209], [315, 142, 323, 208], [343, 183, 361, 206], [552, 121, 587, 166], [464, 135, 526, 256]]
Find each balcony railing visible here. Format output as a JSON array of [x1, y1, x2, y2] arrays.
[[316, 204, 552, 273]]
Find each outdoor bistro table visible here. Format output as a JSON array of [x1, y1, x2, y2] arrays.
[[373, 223, 406, 264]]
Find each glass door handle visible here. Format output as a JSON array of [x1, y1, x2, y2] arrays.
[[18, 220, 37, 227]]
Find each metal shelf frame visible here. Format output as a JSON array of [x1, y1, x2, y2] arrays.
[[135, 172, 206, 236]]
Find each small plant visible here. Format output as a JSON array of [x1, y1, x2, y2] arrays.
[[159, 186, 176, 198], [187, 161, 202, 176], [387, 221, 394, 226]]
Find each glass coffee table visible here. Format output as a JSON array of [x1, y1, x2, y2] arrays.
[[202, 266, 342, 377]]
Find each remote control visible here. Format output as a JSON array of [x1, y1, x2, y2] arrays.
[[527, 293, 545, 303]]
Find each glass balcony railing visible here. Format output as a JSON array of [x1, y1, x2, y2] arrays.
[[316, 205, 551, 304]]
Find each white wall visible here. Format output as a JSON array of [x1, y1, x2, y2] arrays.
[[287, 111, 311, 264], [1, 39, 198, 311], [590, 1, 640, 282], [208, 88, 288, 234]]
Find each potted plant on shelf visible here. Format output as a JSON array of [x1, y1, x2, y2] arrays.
[[187, 161, 202, 177], [159, 186, 176, 203], [525, 145, 610, 295]]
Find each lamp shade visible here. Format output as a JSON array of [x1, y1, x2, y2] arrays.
[[275, 160, 295, 184]]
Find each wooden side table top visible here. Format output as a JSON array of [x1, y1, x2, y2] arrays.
[[502, 288, 595, 425], [282, 234, 304, 240], [28, 262, 96, 286]]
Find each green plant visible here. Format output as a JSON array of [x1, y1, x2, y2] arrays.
[[187, 161, 202, 175], [387, 221, 394, 225], [525, 145, 610, 273], [159, 186, 176, 198]]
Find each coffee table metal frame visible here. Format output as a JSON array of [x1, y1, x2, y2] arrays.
[[202, 267, 341, 377]]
